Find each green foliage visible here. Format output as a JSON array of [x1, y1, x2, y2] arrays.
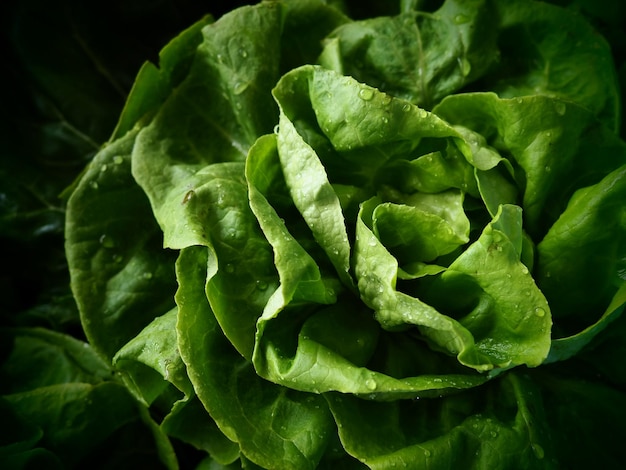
[[3, 0, 626, 468]]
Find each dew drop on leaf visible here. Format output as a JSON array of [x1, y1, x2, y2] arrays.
[[99, 234, 115, 248], [358, 87, 374, 101], [365, 379, 377, 390], [457, 57, 471, 76], [233, 82, 248, 95]]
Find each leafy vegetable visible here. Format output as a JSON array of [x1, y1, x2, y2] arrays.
[[3, 0, 626, 468]]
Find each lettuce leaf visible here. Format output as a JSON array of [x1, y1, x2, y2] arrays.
[[19, 0, 625, 468]]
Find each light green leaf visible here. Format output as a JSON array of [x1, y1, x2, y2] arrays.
[[176, 246, 335, 470], [536, 165, 626, 328], [320, 0, 499, 108], [65, 130, 178, 360]]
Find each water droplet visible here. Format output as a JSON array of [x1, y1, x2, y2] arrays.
[[256, 280, 268, 291], [545, 131, 552, 138], [224, 263, 235, 273], [424, 449, 431, 458], [326, 288, 335, 298], [143, 272, 153, 280], [521, 265, 529, 275], [358, 87, 374, 101], [381, 95, 392, 105], [89, 181, 99, 190], [535, 307, 546, 317], [113, 254, 124, 264], [112, 155, 124, 165], [454, 14, 470, 24], [490, 430, 498, 438], [545, 165, 552, 173], [182, 190, 195, 204], [368, 238, 377, 247], [365, 379, 377, 390], [381, 116, 389, 124], [240, 49, 248, 58], [233, 82, 247, 95], [457, 56, 472, 76], [99, 234, 115, 248], [531, 443, 545, 459], [273, 124, 280, 134], [402, 103, 411, 112], [100, 164, 108, 172]]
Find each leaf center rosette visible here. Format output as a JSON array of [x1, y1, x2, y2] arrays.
[[242, 64, 556, 401]]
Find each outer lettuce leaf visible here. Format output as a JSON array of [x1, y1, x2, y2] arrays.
[[536, 165, 626, 329], [325, 0, 620, 129], [65, 130, 178, 360], [433, 92, 626, 237], [111, 15, 214, 141], [320, 0, 499, 108], [327, 372, 554, 469], [113, 308, 192, 406], [131, 3, 284, 249], [546, 283, 626, 364], [176, 246, 335, 470], [489, 0, 621, 131], [0, 328, 176, 469]]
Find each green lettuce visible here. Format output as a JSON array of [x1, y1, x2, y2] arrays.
[[6, 0, 622, 468]]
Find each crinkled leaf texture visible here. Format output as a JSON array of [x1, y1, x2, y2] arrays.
[[61, 0, 626, 468]]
